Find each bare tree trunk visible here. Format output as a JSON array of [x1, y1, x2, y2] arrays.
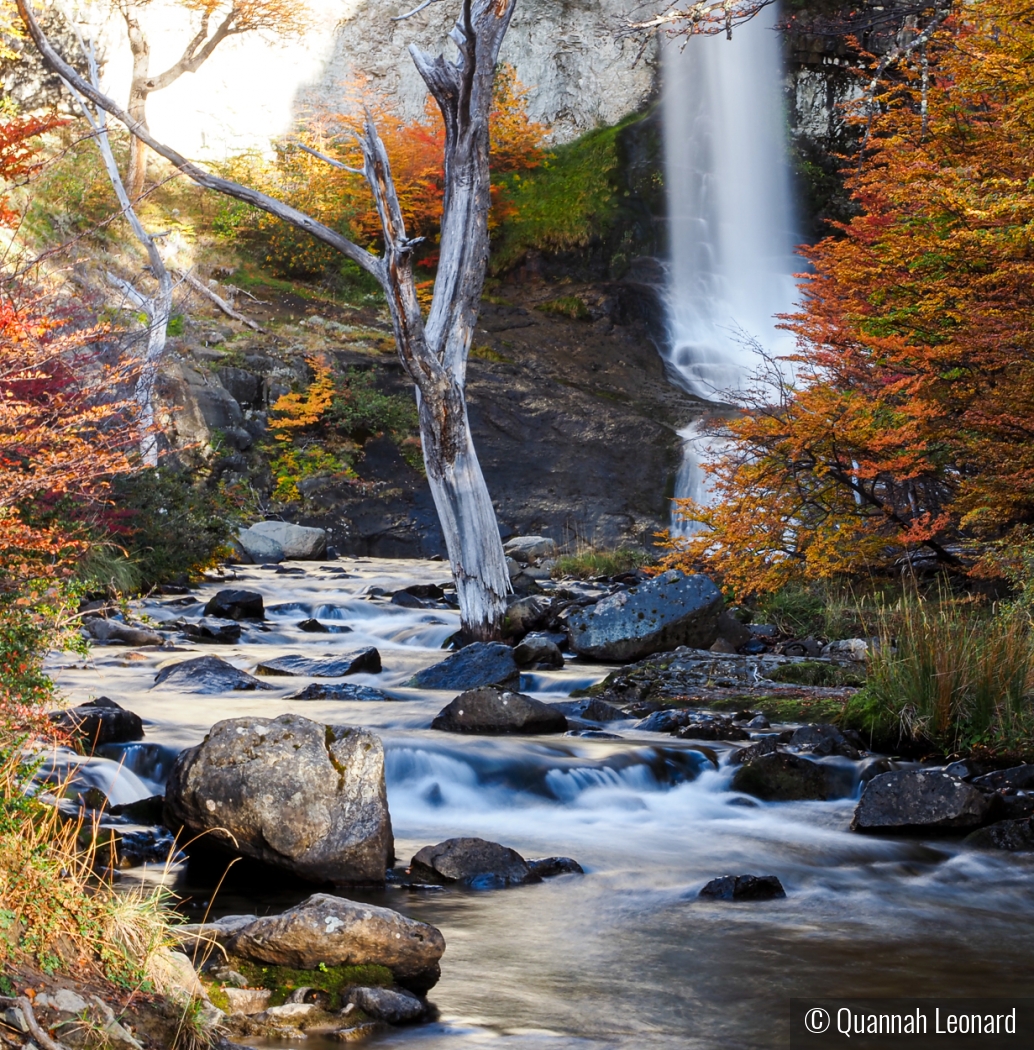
[[120, 1, 151, 199]]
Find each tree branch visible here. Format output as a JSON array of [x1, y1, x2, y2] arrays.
[[175, 268, 267, 332], [147, 9, 238, 92], [0, 996, 72, 1050], [295, 142, 364, 175], [392, 0, 445, 21]]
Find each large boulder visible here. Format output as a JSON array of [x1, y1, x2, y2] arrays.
[[164, 714, 393, 884], [236, 529, 284, 564], [180, 618, 242, 644], [964, 818, 1034, 851], [851, 770, 992, 834], [255, 649, 382, 678], [409, 837, 539, 888], [203, 589, 264, 620], [48, 697, 144, 751], [407, 642, 520, 690], [153, 656, 270, 693], [245, 521, 327, 560], [229, 893, 444, 991], [972, 764, 1034, 792], [788, 723, 860, 759], [566, 570, 723, 661], [84, 618, 164, 646], [504, 536, 556, 563], [430, 687, 567, 735], [730, 751, 832, 802], [504, 595, 552, 636], [513, 633, 564, 669]]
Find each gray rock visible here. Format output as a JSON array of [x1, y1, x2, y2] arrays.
[[173, 914, 257, 952], [246, 521, 326, 559], [164, 715, 393, 884], [153, 656, 270, 693], [180, 617, 242, 644], [203, 589, 264, 620], [408, 642, 520, 690], [255, 649, 382, 677], [504, 595, 552, 635], [526, 856, 584, 878], [821, 638, 869, 662], [698, 874, 786, 901], [715, 609, 751, 649], [430, 687, 567, 735], [410, 837, 539, 888], [35, 988, 89, 1015], [289, 683, 396, 702], [230, 893, 444, 989], [852, 770, 992, 834], [217, 366, 262, 407], [345, 986, 424, 1024], [47, 696, 144, 750], [85, 618, 164, 647], [964, 818, 1034, 851], [550, 697, 627, 722], [223, 988, 271, 1016], [297, 618, 352, 634], [504, 535, 556, 563], [513, 632, 564, 669], [567, 570, 723, 661], [971, 764, 1034, 793], [730, 751, 832, 802], [788, 723, 860, 759], [236, 529, 284, 564]]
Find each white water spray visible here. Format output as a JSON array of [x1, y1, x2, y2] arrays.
[[662, 8, 799, 527]]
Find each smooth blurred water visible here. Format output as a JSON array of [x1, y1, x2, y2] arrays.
[[45, 560, 1034, 1049]]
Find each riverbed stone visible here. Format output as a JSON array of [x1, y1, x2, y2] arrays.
[[229, 893, 444, 990], [730, 750, 832, 802], [203, 588, 265, 620], [236, 529, 284, 563], [971, 764, 1034, 793], [851, 770, 992, 834], [153, 655, 270, 693], [410, 837, 539, 888], [526, 856, 584, 877], [566, 570, 723, 661], [551, 697, 627, 722], [255, 649, 382, 677], [180, 617, 242, 644], [964, 817, 1034, 851], [84, 618, 164, 646], [246, 521, 327, 559], [407, 642, 520, 690], [48, 696, 144, 750], [345, 986, 425, 1024], [698, 874, 786, 901], [504, 595, 552, 636], [788, 723, 860, 759], [288, 682, 396, 702], [164, 714, 393, 884], [430, 687, 567, 735], [513, 632, 564, 669]]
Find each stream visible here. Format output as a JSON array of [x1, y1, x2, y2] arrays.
[[45, 558, 1034, 1049]]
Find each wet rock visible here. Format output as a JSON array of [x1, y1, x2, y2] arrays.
[[431, 686, 567, 735], [971, 764, 1034, 793], [551, 697, 627, 722], [236, 529, 284, 563], [288, 683, 396, 702], [48, 696, 144, 750], [164, 715, 393, 884], [715, 609, 751, 649], [698, 874, 786, 901], [153, 656, 270, 693], [403, 583, 447, 600], [788, 723, 860, 759], [203, 589, 265, 621], [255, 649, 382, 677], [345, 986, 424, 1024], [730, 751, 832, 802], [964, 817, 1034, 851], [84, 618, 164, 647], [244, 521, 327, 559], [709, 637, 738, 654], [180, 617, 242, 644], [513, 632, 564, 669], [526, 856, 584, 877], [407, 642, 520, 690], [851, 770, 992, 834], [635, 708, 746, 740], [504, 594, 552, 636], [391, 590, 434, 608], [297, 618, 353, 633], [410, 837, 539, 888], [504, 535, 556, 563], [743, 715, 770, 729], [108, 795, 165, 823], [567, 570, 723, 661], [230, 893, 444, 989]]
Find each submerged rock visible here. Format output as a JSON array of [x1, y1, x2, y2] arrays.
[[244, 520, 327, 560], [513, 632, 564, 669], [788, 723, 861, 759], [410, 837, 540, 889], [164, 714, 393, 884], [297, 617, 353, 633], [851, 770, 991, 834], [203, 588, 265, 621], [730, 751, 832, 802], [407, 642, 520, 690], [566, 570, 723, 662], [84, 618, 164, 646], [288, 682, 396, 702], [698, 874, 786, 901], [527, 856, 584, 878], [230, 893, 444, 990], [964, 817, 1034, 851], [345, 986, 425, 1024], [550, 697, 627, 722], [48, 696, 144, 750], [180, 617, 242, 644], [255, 649, 382, 677], [153, 656, 270, 693], [430, 687, 567, 735]]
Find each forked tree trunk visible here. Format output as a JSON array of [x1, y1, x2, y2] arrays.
[[121, 2, 151, 199]]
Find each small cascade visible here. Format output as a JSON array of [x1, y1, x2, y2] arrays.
[[662, 6, 799, 525]]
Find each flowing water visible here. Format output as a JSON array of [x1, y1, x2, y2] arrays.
[[44, 560, 1034, 1049], [662, 8, 800, 530]]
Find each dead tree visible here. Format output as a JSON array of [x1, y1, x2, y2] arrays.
[[17, 0, 514, 640]]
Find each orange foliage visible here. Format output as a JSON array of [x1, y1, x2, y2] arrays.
[[0, 113, 65, 226], [662, 0, 1034, 596]]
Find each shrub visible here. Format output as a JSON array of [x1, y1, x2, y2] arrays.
[[552, 546, 654, 580]]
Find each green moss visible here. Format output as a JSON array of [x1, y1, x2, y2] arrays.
[[470, 343, 513, 363], [537, 296, 590, 321], [707, 693, 850, 724], [553, 547, 655, 580], [765, 661, 865, 688], [225, 957, 394, 1010]]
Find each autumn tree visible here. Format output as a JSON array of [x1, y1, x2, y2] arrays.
[[117, 0, 310, 197], [662, 0, 1034, 596]]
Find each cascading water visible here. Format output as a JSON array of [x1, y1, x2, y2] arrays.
[[662, 7, 799, 526]]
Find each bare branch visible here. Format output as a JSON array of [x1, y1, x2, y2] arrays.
[[622, 0, 777, 38], [392, 0, 445, 21], [295, 142, 364, 175], [176, 268, 267, 332], [0, 997, 71, 1050]]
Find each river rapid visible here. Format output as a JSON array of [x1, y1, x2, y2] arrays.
[[44, 558, 1034, 1050]]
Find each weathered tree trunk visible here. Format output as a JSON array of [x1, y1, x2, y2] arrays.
[[120, 1, 151, 199]]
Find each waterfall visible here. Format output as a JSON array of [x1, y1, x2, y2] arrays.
[[662, 7, 799, 528]]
